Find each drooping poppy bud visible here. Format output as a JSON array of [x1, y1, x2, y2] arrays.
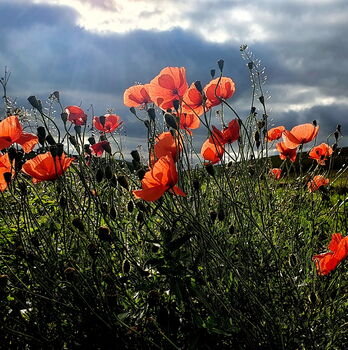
[[88, 136, 96, 145], [117, 175, 129, 190], [96, 168, 104, 183], [210, 69, 215, 78], [259, 95, 265, 106], [217, 59, 224, 72], [122, 259, 131, 274], [165, 113, 179, 130], [131, 150, 140, 163], [127, 201, 134, 213], [105, 165, 113, 180], [27, 96, 42, 112]]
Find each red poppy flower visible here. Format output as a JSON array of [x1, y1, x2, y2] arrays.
[[0, 153, 13, 191], [182, 83, 209, 116], [282, 123, 319, 149], [154, 131, 182, 161], [148, 67, 188, 110], [201, 126, 225, 164], [123, 84, 152, 108], [221, 119, 240, 144], [90, 140, 110, 157], [65, 106, 87, 126], [22, 152, 74, 183], [93, 114, 123, 133], [266, 126, 286, 142], [0, 115, 38, 153], [308, 143, 333, 165], [275, 142, 297, 163], [307, 175, 329, 192], [133, 155, 186, 202], [269, 168, 282, 180], [177, 112, 200, 135], [204, 77, 236, 107], [312, 233, 348, 275]]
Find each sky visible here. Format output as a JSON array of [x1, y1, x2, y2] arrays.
[[0, 0, 348, 155]]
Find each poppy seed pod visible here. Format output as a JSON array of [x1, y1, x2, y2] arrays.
[[46, 134, 56, 145], [259, 95, 265, 106], [312, 120, 317, 127], [72, 218, 85, 232], [165, 113, 179, 130], [127, 200, 134, 213], [117, 175, 129, 190], [217, 59, 224, 72], [131, 150, 141, 163], [27, 96, 42, 112], [105, 165, 113, 180], [98, 226, 112, 242], [205, 164, 215, 176], [210, 69, 215, 78], [96, 168, 104, 183], [122, 259, 131, 274], [61, 112, 68, 123]]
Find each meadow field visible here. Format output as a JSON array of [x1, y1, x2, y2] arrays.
[[0, 48, 347, 349]]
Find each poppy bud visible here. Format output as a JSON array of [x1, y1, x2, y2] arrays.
[[217, 209, 225, 222], [254, 131, 260, 143], [217, 59, 224, 72], [8, 147, 17, 162], [122, 259, 131, 274], [57, 143, 64, 157], [105, 165, 113, 180], [193, 179, 200, 191], [110, 174, 117, 187], [117, 175, 129, 190], [332, 143, 338, 151], [72, 218, 85, 232], [334, 131, 339, 141], [210, 211, 217, 223], [50, 145, 58, 157], [102, 141, 112, 154], [52, 91, 60, 100], [45, 134, 56, 145], [64, 267, 76, 281], [61, 112, 68, 123], [248, 61, 253, 70], [88, 136, 96, 145], [74, 125, 81, 135], [251, 106, 256, 115], [68, 135, 77, 147], [146, 107, 156, 121], [289, 254, 297, 267], [96, 168, 104, 183], [312, 120, 317, 127], [27, 96, 42, 112], [18, 182, 27, 196], [87, 243, 98, 259], [336, 124, 341, 132], [84, 145, 91, 156], [110, 206, 117, 219], [137, 168, 146, 180], [194, 80, 203, 93], [130, 107, 136, 116], [137, 212, 144, 223], [152, 243, 160, 253], [205, 164, 215, 176], [101, 202, 108, 213], [0, 274, 9, 289], [59, 196, 67, 208], [210, 69, 216, 78], [173, 99, 180, 112], [127, 201, 134, 213], [37, 126, 46, 143], [229, 225, 235, 235], [259, 95, 265, 106], [309, 291, 317, 304], [165, 113, 179, 130], [98, 226, 112, 242], [3, 172, 11, 185], [131, 150, 140, 163]]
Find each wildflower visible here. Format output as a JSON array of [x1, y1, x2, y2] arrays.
[[0, 115, 38, 153], [148, 67, 188, 110], [22, 152, 74, 183], [182, 82, 208, 116], [266, 126, 286, 142], [276, 142, 297, 163], [308, 143, 333, 165], [204, 77, 236, 107], [0, 153, 13, 191], [93, 114, 123, 133], [90, 140, 111, 157], [221, 118, 240, 144], [177, 112, 200, 135], [312, 233, 348, 275], [123, 84, 152, 108], [65, 106, 87, 126], [283, 123, 319, 149], [269, 168, 282, 180], [201, 126, 225, 164], [154, 131, 182, 161], [133, 155, 186, 202], [307, 175, 329, 192]]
